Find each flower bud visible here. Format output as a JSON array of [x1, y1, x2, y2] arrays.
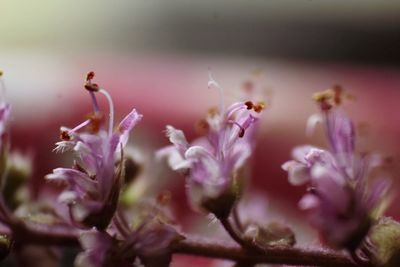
[[0, 234, 11, 262], [243, 222, 296, 248], [369, 217, 400, 267]]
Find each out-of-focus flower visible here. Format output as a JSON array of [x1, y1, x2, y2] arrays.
[[76, 201, 183, 267], [158, 75, 264, 219], [282, 87, 390, 250], [46, 72, 142, 229]]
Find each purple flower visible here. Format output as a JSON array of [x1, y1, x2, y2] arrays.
[[76, 206, 182, 267], [46, 72, 142, 229], [282, 88, 389, 250], [158, 74, 263, 217]]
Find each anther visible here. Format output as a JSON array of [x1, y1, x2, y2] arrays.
[[60, 130, 71, 141], [232, 121, 246, 138], [86, 71, 95, 82], [244, 101, 253, 110], [84, 83, 99, 92], [84, 71, 99, 92], [238, 127, 245, 138], [253, 102, 265, 113]]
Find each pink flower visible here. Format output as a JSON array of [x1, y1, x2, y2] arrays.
[[282, 88, 389, 250], [158, 74, 263, 217], [46, 72, 142, 229]]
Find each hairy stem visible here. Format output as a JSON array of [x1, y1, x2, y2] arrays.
[[174, 237, 363, 267]]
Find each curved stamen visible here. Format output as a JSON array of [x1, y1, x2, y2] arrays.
[[229, 120, 245, 138], [208, 72, 225, 117], [60, 119, 92, 140], [225, 102, 247, 122], [84, 72, 100, 113], [99, 88, 114, 136], [89, 91, 100, 113], [70, 119, 91, 133]]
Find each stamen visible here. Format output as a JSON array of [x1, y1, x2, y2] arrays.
[[86, 71, 95, 81], [84, 83, 99, 92], [253, 102, 265, 113], [312, 86, 347, 112], [83, 72, 100, 112], [84, 71, 99, 92], [232, 121, 245, 138], [99, 88, 114, 136], [244, 101, 253, 110], [60, 130, 71, 141], [208, 72, 225, 117], [60, 119, 92, 140], [89, 92, 100, 113]]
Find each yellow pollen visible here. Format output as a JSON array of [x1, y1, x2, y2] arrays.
[[253, 101, 265, 113], [84, 71, 99, 92], [312, 86, 354, 112], [84, 83, 99, 92], [312, 90, 333, 103], [244, 101, 254, 110]]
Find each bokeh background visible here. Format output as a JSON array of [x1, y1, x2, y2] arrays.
[[1, 1, 400, 266]]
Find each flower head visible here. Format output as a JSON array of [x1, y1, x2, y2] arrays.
[[282, 87, 389, 250], [158, 74, 263, 218], [46, 72, 142, 229]]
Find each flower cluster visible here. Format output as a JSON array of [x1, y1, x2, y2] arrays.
[[45, 72, 183, 267], [0, 69, 397, 267], [158, 74, 264, 218], [282, 87, 389, 252], [46, 72, 143, 229]]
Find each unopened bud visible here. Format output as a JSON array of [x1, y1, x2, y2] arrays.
[[369, 217, 400, 267]]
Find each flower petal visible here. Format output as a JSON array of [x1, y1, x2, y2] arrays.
[[165, 125, 189, 154], [117, 108, 143, 148]]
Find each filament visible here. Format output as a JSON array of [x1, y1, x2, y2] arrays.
[[208, 72, 225, 117], [99, 88, 114, 136]]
